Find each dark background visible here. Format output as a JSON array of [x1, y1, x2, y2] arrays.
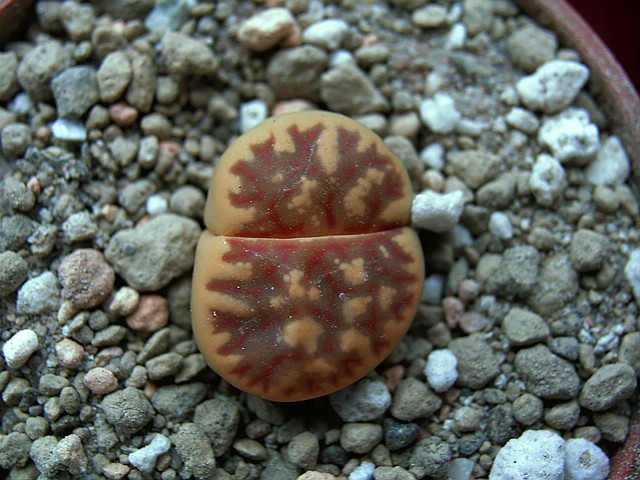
[[567, 0, 640, 91]]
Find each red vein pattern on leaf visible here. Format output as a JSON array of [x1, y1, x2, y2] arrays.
[[205, 229, 419, 396], [227, 122, 408, 238]]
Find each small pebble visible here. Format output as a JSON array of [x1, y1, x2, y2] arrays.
[[411, 189, 464, 233], [424, 349, 458, 392], [162, 31, 219, 77], [585, 135, 630, 185], [83, 366, 118, 395], [488, 211, 513, 240], [330, 378, 391, 422], [101, 387, 154, 434], [340, 423, 382, 454], [109, 102, 138, 127], [569, 229, 609, 272], [146, 194, 168, 216], [512, 393, 544, 426], [489, 430, 564, 480], [2, 329, 38, 369], [50, 118, 86, 141], [503, 307, 550, 346], [529, 153, 566, 207], [625, 249, 640, 303], [234, 438, 267, 461], [126, 294, 169, 333], [237, 8, 296, 52], [578, 363, 637, 411], [303, 19, 349, 50], [1, 122, 32, 158], [348, 461, 375, 480], [16, 271, 60, 314], [55, 338, 85, 369], [56, 433, 87, 476], [516, 59, 589, 114], [109, 286, 140, 316], [128, 434, 171, 473], [538, 108, 599, 162], [287, 431, 320, 469], [58, 249, 115, 310], [240, 99, 268, 133], [564, 438, 609, 480], [419, 92, 461, 133], [0, 251, 28, 296]]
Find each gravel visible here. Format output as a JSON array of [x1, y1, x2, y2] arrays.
[[1, 1, 638, 478]]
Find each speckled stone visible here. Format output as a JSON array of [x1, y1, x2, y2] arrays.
[[58, 249, 115, 310]]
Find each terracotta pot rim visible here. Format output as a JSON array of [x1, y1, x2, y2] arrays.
[[515, 0, 640, 183]]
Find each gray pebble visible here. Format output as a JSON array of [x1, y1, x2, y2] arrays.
[[60, 385, 80, 414], [340, 423, 383, 454], [17, 271, 60, 314], [449, 333, 501, 389], [406, 437, 451, 479], [105, 213, 200, 291], [108, 136, 139, 168], [140, 113, 173, 139], [512, 393, 543, 426], [62, 211, 98, 243], [91, 325, 127, 347], [16, 40, 74, 100], [383, 418, 419, 451], [29, 435, 60, 477], [529, 253, 579, 315], [390, 378, 442, 421], [233, 438, 267, 461], [506, 24, 557, 72], [60, 0, 95, 41], [453, 405, 484, 432], [162, 31, 219, 77], [448, 149, 501, 189], [101, 387, 154, 434], [173, 423, 217, 480], [146, 352, 183, 380], [579, 363, 637, 411], [547, 336, 580, 361], [118, 179, 156, 217], [0, 177, 35, 213], [3, 377, 30, 405], [619, 332, 640, 374], [0, 251, 28, 297], [0, 431, 31, 469], [462, 0, 494, 35], [97, 51, 132, 103], [544, 400, 580, 430], [476, 172, 517, 210], [330, 378, 391, 422], [246, 395, 285, 426], [136, 328, 171, 364], [38, 373, 70, 396], [267, 46, 328, 102], [0, 51, 19, 101], [593, 411, 629, 443], [488, 245, 540, 299], [194, 398, 240, 456], [169, 185, 205, 220], [569, 229, 609, 272], [488, 403, 516, 445], [287, 431, 319, 469], [51, 66, 100, 119], [503, 307, 550, 346], [1, 122, 32, 158], [515, 344, 580, 399], [126, 52, 157, 113], [151, 383, 206, 420], [321, 62, 389, 115], [138, 135, 159, 169]]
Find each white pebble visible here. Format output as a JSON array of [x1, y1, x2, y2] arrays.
[[16, 271, 60, 314], [128, 435, 171, 473], [529, 153, 566, 207], [449, 458, 475, 480], [490, 430, 565, 480], [330, 378, 391, 422], [564, 438, 609, 480], [422, 274, 445, 304], [625, 249, 640, 304], [349, 461, 375, 480], [505, 107, 540, 134], [516, 59, 589, 114], [328, 49, 356, 68], [538, 108, 599, 162], [303, 19, 349, 50], [412, 189, 465, 233], [419, 92, 461, 134], [236, 8, 295, 52], [420, 142, 445, 170], [489, 212, 513, 240], [446, 23, 466, 49], [239, 100, 268, 133], [425, 349, 458, 393], [50, 118, 87, 142], [146, 194, 168, 216], [585, 136, 630, 185], [2, 329, 39, 369]]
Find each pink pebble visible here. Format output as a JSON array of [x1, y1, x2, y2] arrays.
[[126, 294, 169, 333], [109, 102, 138, 127], [55, 338, 85, 370], [442, 296, 464, 329], [83, 366, 118, 394]]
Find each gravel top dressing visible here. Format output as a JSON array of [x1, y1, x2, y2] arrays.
[[0, 1, 638, 479]]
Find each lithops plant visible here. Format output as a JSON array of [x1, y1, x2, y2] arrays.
[[192, 110, 424, 402]]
